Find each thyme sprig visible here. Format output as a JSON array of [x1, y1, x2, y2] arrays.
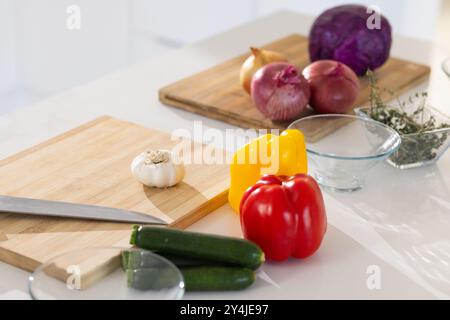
[[363, 70, 450, 166]]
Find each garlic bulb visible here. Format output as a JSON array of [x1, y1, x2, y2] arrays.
[[131, 150, 185, 188]]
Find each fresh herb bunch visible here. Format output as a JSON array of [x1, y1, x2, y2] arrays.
[[363, 70, 450, 166]]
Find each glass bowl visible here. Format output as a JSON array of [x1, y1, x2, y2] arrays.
[[355, 106, 450, 169], [29, 247, 184, 300], [288, 114, 401, 192]]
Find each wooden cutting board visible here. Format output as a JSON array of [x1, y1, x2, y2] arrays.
[[159, 33, 430, 129], [0, 116, 230, 273]]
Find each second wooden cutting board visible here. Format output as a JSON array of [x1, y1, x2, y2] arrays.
[[159, 34, 430, 129], [0, 116, 230, 272]]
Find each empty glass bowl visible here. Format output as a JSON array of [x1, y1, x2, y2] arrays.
[[29, 247, 185, 300], [289, 114, 401, 192]]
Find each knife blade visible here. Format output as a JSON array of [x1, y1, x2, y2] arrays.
[[0, 195, 167, 225]]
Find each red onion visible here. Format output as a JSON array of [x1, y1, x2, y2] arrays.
[[251, 62, 310, 121], [302, 60, 360, 114]]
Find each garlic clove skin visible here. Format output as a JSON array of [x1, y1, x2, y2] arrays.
[[131, 150, 185, 188]]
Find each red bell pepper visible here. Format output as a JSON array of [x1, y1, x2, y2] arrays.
[[240, 174, 327, 261]]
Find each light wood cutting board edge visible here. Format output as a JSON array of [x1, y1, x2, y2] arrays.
[[0, 244, 41, 273], [159, 91, 284, 129], [169, 189, 229, 229]]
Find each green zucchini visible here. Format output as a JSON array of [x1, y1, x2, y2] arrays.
[[154, 252, 218, 267], [122, 251, 256, 292], [130, 226, 264, 270], [180, 266, 255, 291], [122, 250, 216, 269]]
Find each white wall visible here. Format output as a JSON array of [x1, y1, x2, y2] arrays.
[[0, 0, 17, 96], [255, 0, 442, 41], [14, 0, 129, 94], [127, 0, 443, 44], [130, 0, 258, 45], [0, 0, 445, 113]]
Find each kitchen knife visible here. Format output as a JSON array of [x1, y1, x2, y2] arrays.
[[0, 195, 168, 225]]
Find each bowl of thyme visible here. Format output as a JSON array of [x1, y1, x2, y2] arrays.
[[355, 71, 450, 169]]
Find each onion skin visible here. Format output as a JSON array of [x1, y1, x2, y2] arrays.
[[302, 60, 360, 114], [251, 62, 310, 121], [240, 47, 287, 95]]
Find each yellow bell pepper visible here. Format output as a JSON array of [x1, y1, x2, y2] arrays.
[[228, 129, 308, 213]]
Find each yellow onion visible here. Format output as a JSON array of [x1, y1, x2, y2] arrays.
[[240, 47, 287, 94]]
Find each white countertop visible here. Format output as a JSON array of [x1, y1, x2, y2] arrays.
[[1, 11, 450, 300]]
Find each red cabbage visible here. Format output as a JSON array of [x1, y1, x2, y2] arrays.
[[309, 5, 392, 76]]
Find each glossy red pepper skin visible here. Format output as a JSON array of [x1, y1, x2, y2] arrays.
[[240, 174, 327, 261]]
